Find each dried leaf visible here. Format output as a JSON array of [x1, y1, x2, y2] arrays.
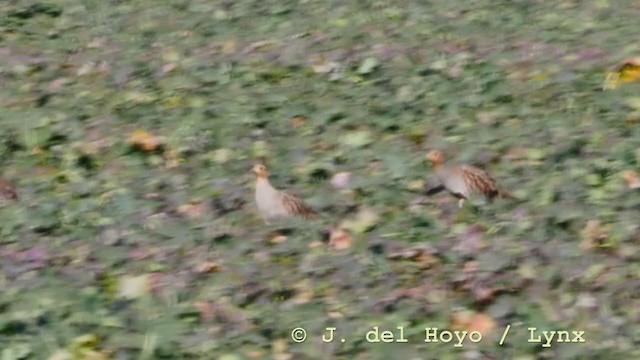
[[453, 224, 487, 256], [450, 310, 496, 334], [271, 338, 291, 360], [128, 129, 162, 152], [193, 261, 220, 274], [290, 115, 306, 128], [164, 148, 179, 168], [222, 39, 238, 54], [177, 202, 206, 218], [357, 57, 379, 75], [622, 170, 640, 189], [603, 56, 640, 90], [387, 244, 440, 268], [466, 312, 496, 333], [117, 274, 151, 299], [267, 232, 288, 244], [339, 207, 379, 234], [309, 54, 341, 74], [328, 228, 353, 250], [292, 279, 314, 304], [193, 300, 215, 322], [47, 350, 72, 360], [580, 219, 608, 250], [330, 172, 351, 189], [406, 179, 425, 191]]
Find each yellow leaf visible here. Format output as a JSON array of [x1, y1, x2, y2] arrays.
[[128, 129, 161, 152], [164, 148, 180, 168], [603, 56, 640, 90]]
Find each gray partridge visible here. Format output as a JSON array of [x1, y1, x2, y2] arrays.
[[0, 178, 18, 201], [252, 164, 319, 224], [425, 150, 513, 207]]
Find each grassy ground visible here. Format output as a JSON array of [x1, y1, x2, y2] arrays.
[[1, 0, 640, 359]]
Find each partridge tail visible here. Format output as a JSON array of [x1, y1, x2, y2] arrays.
[[282, 193, 322, 220]]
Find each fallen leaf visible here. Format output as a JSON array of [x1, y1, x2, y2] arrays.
[[622, 170, 640, 189], [213, 148, 234, 164], [163, 148, 179, 168], [267, 232, 288, 244], [466, 312, 496, 333], [339, 129, 373, 148], [117, 274, 151, 299], [87, 37, 107, 48], [471, 284, 498, 304], [242, 40, 276, 54], [128, 129, 162, 152], [159, 62, 178, 76], [357, 57, 379, 75], [177, 202, 206, 218], [327, 311, 343, 318], [290, 115, 306, 128], [453, 224, 487, 256], [387, 244, 440, 268], [193, 261, 220, 274], [193, 300, 215, 322], [47, 77, 69, 91], [328, 228, 353, 250], [271, 338, 291, 360], [603, 56, 640, 90], [309, 54, 341, 74], [47, 350, 72, 360], [450, 310, 496, 334], [222, 39, 238, 54], [330, 172, 351, 189], [580, 219, 608, 250], [503, 147, 530, 161], [339, 207, 379, 234], [292, 279, 314, 304], [406, 180, 425, 191]]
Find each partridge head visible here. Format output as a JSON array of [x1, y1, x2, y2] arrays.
[[426, 150, 513, 207], [252, 163, 319, 224]]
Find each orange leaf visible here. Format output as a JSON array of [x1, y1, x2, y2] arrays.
[[128, 129, 161, 152], [177, 202, 205, 218], [290, 115, 306, 128], [622, 170, 640, 189], [328, 228, 353, 250], [466, 313, 496, 334], [450, 310, 496, 334]]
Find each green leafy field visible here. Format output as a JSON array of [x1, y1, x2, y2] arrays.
[[1, 1, 639, 359]]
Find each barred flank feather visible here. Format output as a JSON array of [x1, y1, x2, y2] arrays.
[[282, 193, 319, 219], [459, 165, 506, 200]]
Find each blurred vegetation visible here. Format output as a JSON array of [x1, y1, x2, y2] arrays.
[[1, 0, 640, 359]]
